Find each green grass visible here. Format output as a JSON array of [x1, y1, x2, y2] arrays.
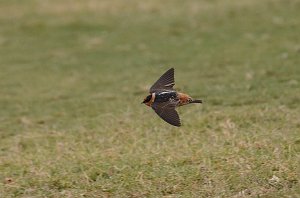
[[1, 0, 300, 197]]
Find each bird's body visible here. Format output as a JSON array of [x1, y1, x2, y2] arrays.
[[144, 91, 200, 107], [142, 68, 202, 127]]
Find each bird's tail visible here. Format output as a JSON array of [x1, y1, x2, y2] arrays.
[[190, 99, 202, 104]]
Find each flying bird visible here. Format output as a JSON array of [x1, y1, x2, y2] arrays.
[[142, 68, 202, 127]]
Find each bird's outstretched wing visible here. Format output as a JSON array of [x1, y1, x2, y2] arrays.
[[152, 101, 181, 127], [150, 68, 175, 93]]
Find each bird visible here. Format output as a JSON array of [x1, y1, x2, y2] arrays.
[[142, 68, 202, 127]]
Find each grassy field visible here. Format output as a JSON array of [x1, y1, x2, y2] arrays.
[[0, 0, 300, 197]]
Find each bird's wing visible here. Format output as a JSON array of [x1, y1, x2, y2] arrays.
[[150, 68, 175, 93], [152, 101, 181, 127]]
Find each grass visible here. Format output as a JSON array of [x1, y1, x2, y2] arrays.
[[0, 0, 300, 197]]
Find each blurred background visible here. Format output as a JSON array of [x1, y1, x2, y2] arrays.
[[0, 0, 299, 197]]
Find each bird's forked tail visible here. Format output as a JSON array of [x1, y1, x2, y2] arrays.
[[190, 99, 202, 104]]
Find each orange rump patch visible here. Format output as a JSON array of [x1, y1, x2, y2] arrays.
[[178, 92, 191, 106]]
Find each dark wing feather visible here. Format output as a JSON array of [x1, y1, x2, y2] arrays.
[[150, 68, 175, 93], [152, 101, 181, 127]]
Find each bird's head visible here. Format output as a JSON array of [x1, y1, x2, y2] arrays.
[[142, 94, 152, 105]]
